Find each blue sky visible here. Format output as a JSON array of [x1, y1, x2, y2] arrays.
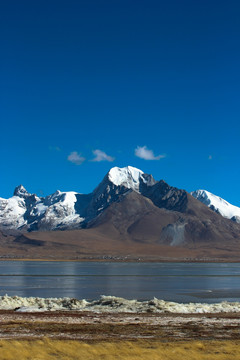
[[1, 0, 240, 205]]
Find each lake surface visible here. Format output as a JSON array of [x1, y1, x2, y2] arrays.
[[0, 261, 240, 303]]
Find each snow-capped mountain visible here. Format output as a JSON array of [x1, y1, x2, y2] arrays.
[[0, 166, 155, 232], [0, 185, 85, 231], [191, 190, 240, 223], [1, 166, 240, 232]]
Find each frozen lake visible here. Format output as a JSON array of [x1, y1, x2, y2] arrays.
[[0, 261, 240, 303]]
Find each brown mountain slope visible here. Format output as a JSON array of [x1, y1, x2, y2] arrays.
[[1, 191, 240, 261], [89, 191, 240, 246]]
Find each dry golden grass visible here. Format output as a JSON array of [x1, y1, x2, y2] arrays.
[[0, 339, 240, 360]]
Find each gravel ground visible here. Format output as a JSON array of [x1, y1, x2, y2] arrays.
[[0, 311, 240, 341]]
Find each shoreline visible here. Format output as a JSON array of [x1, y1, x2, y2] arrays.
[[2, 294, 240, 313], [1, 257, 240, 263]]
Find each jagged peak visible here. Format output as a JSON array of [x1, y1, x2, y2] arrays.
[[52, 190, 62, 196], [13, 185, 30, 198]]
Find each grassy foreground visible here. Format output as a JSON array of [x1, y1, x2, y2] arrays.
[[0, 339, 240, 360]]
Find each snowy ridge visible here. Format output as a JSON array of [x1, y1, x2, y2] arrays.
[[0, 188, 85, 231], [191, 190, 240, 220]]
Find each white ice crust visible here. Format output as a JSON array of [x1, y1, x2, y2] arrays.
[[1, 295, 240, 313], [191, 189, 240, 219]]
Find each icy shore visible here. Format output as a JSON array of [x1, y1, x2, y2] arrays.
[[1, 295, 240, 313]]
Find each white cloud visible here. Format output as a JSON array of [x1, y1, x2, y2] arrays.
[[67, 151, 85, 165], [92, 149, 115, 162], [135, 146, 166, 160]]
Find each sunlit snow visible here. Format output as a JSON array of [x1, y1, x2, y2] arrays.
[[191, 189, 240, 219], [108, 166, 146, 192]]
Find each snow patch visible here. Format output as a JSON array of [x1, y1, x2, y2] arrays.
[[39, 191, 84, 229], [0, 196, 27, 229], [108, 166, 146, 192], [191, 190, 240, 219]]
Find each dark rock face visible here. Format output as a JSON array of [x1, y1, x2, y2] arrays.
[[86, 175, 131, 220], [142, 180, 188, 213], [14, 185, 30, 198], [24, 195, 44, 225], [232, 216, 240, 224]]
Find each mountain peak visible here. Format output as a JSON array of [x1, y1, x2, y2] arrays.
[[108, 166, 145, 191], [13, 185, 30, 198]]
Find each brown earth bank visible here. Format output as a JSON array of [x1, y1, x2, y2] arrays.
[[1, 228, 240, 261]]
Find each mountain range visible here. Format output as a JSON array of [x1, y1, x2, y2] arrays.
[[1, 166, 240, 261]]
